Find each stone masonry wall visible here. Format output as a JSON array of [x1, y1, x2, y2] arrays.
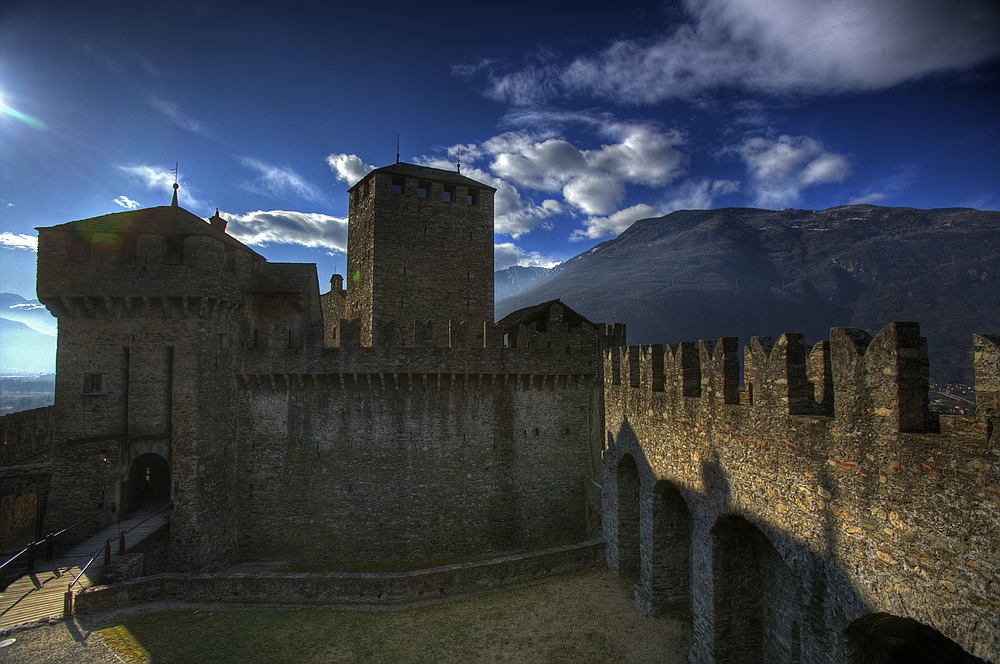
[[0, 406, 53, 465], [74, 540, 604, 615], [346, 167, 494, 344], [602, 323, 999, 663], [236, 373, 597, 564]]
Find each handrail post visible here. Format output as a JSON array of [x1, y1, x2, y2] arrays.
[[27, 541, 36, 571], [105, 539, 112, 566], [118, 531, 125, 555], [45, 533, 54, 561], [64, 585, 74, 618]]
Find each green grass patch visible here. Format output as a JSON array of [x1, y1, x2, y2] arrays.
[[92, 569, 692, 663]]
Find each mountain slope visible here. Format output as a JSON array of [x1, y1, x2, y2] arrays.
[[0, 317, 56, 375], [0, 293, 57, 336], [496, 206, 1000, 383], [494, 266, 553, 301]]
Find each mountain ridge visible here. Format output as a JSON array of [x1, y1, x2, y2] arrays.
[[496, 205, 1000, 383]]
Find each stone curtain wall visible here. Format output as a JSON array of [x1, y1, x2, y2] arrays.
[[602, 323, 999, 663], [0, 406, 53, 465], [235, 372, 596, 565]]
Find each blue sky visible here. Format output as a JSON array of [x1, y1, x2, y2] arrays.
[[1, 0, 998, 299]]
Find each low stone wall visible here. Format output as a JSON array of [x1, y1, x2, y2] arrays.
[[75, 540, 604, 614]]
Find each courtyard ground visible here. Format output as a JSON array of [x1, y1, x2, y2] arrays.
[[0, 567, 691, 663]]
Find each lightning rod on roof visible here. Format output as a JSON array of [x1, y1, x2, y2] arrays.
[[170, 162, 180, 207], [396, 135, 400, 164]]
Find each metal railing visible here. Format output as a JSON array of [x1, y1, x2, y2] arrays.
[[0, 502, 115, 579], [63, 501, 171, 617]]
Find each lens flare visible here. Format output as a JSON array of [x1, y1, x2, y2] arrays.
[[0, 95, 47, 130]]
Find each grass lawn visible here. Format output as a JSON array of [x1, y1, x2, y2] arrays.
[[90, 568, 691, 663]]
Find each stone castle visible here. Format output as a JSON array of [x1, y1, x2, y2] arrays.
[[1, 162, 997, 662]]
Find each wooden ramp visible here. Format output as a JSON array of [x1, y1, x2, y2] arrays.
[[0, 501, 170, 632]]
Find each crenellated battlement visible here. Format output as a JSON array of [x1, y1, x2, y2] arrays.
[[603, 321, 999, 661], [236, 370, 597, 395], [605, 321, 998, 443]]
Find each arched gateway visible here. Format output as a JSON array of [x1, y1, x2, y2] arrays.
[[125, 453, 170, 515]]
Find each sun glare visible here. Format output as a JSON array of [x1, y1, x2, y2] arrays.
[[0, 92, 47, 130]]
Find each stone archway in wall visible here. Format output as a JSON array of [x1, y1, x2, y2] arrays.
[[638, 480, 691, 616], [615, 454, 641, 578], [843, 613, 987, 664], [711, 514, 801, 664], [125, 453, 170, 515]]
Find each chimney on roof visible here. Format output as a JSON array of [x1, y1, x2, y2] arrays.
[[331, 273, 344, 294], [209, 208, 228, 233], [171, 182, 179, 207]]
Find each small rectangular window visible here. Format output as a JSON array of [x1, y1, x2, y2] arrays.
[[391, 177, 404, 195], [69, 234, 91, 262], [119, 234, 137, 263], [82, 373, 105, 395], [289, 320, 303, 349], [418, 181, 430, 199], [443, 185, 455, 203], [467, 189, 479, 206], [165, 236, 184, 264]]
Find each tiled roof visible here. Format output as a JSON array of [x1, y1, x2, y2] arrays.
[[349, 162, 496, 192], [495, 299, 593, 332], [43, 206, 265, 259]]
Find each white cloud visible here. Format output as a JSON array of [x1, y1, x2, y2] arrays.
[[571, 204, 661, 241], [240, 158, 323, 202], [150, 97, 209, 135], [114, 195, 141, 210], [0, 232, 37, 251], [482, 0, 1000, 104], [661, 179, 716, 214], [848, 192, 887, 205], [711, 179, 741, 196], [325, 153, 375, 186], [118, 164, 206, 209], [487, 133, 587, 191], [736, 135, 851, 208], [418, 120, 687, 240], [494, 242, 562, 271], [224, 210, 348, 252], [472, 123, 687, 225]]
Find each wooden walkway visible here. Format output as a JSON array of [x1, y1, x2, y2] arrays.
[[0, 501, 170, 632]]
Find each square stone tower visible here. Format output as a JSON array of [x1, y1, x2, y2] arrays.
[[344, 162, 495, 344]]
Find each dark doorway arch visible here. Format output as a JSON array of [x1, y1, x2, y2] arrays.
[[712, 514, 800, 664], [644, 480, 691, 615], [126, 453, 170, 514], [615, 454, 641, 578], [844, 613, 987, 664]]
